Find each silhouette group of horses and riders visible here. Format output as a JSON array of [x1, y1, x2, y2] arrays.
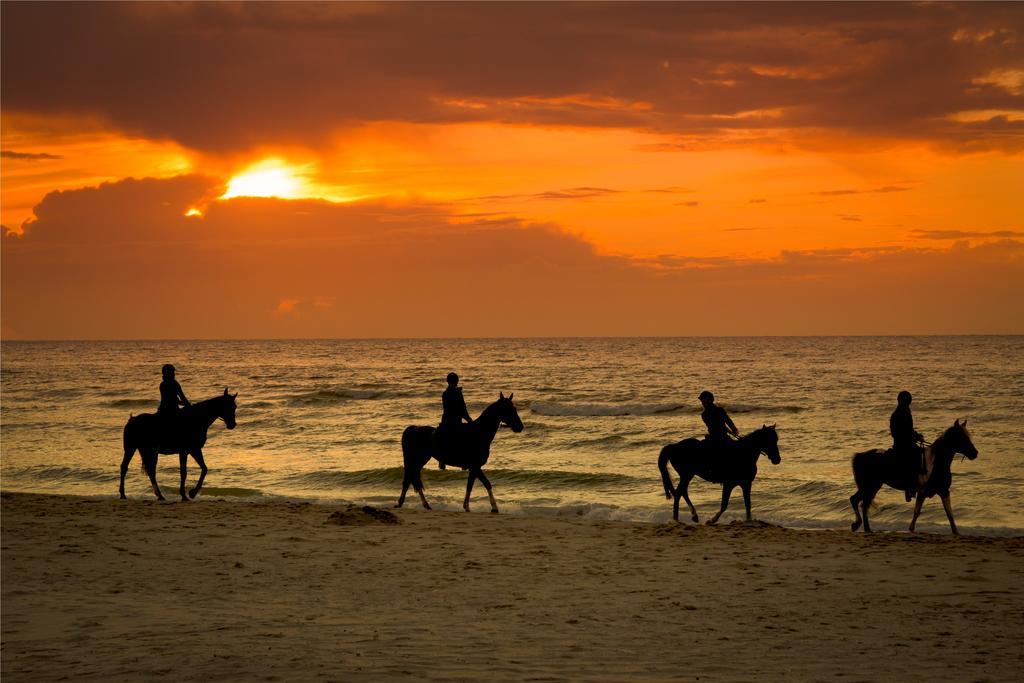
[[120, 366, 979, 535]]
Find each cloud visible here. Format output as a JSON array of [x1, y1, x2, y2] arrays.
[[467, 187, 620, 202], [814, 186, 912, 196], [3, 3, 1023, 152], [3, 175, 1022, 338], [911, 229, 1024, 240], [1, 150, 62, 160]]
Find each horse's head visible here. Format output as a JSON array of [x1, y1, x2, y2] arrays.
[[220, 387, 238, 429], [950, 418, 977, 460], [756, 423, 781, 464], [497, 392, 524, 433]]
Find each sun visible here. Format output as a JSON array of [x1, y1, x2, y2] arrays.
[[221, 160, 305, 199]]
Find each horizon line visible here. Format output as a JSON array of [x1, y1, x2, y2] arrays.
[[3, 333, 1022, 343]]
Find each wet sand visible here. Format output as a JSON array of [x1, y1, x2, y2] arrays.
[[2, 491, 1022, 681]]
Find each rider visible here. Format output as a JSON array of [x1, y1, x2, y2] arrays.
[[891, 390, 926, 500], [699, 390, 739, 455], [699, 390, 739, 442], [158, 364, 190, 433], [436, 372, 472, 470]]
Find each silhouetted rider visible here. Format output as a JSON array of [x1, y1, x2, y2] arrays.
[[699, 390, 739, 443], [698, 390, 738, 477], [436, 372, 472, 470], [891, 390, 926, 499], [157, 364, 190, 438]]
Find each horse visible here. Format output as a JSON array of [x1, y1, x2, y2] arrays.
[[396, 392, 524, 513], [119, 388, 238, 501], [849, 419, 977, 535], [658, 424, 781, 524]]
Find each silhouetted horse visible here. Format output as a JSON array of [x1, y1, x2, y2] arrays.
[[120, 389, 238, 501], [396, 392, 524, 513], [658, 425, 781, 524], [849, 419, 977, 535]]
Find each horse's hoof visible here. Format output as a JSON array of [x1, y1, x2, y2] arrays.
[[706, 519, 717, 526], [393, 504, 403, 509], [188, 489, 198, 500], [423, 504, 431, 510], [119, 494, 126, 500], [851, 522, 861, 532], [157, 496, 166, 502], [490, 508, 499, 514], [692, 515, 699, 523]]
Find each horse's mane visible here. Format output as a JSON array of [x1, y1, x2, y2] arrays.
[[739, 424, 775, 443]]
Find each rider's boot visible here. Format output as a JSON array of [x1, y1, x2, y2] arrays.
[[438, 458, 446, 470]]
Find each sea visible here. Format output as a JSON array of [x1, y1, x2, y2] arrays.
[[2, 337, 1022, 534]]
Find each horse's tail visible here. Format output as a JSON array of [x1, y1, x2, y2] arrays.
[[658, 445, 675, 499], [851, 450, 879, 490]]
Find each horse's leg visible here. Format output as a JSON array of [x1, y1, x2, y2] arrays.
[[119, 447, 135, 499], [741, 481, 752, 521], [672, 485, 681, 522], [463, 469, 478, 512], [474, 470, 498, 513], [178, 452, 189, 501], [143, 451, 165, 501], [940, 493, 959, 535], [707, 483, 734, 525], [413, 463, 430, 510], [188, 449, 208, 500], [396, 474, 410, 509], [681, 476, 698, 523], [909, 491, 926, 532], [850, 491, 863, 532], [861, 486, 880, 533]]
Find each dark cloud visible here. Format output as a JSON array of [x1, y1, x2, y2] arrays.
[[1, 150, 62, 160], [911, 229, 1024, 240], [3, 2, 1022, 152], [815, 187, 912, 196], [3, 175, 1021, 338]]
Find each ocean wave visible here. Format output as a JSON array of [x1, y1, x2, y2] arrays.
[[529, 400, 805, 417], [4, 464, 114, 485], [279, 467, 640, 490], [200, 486, 264, 498], [724, 403, 807, 414], [531, 401, 686, 417], [284, 387, 386, 405], [107, 398, 155, 409]]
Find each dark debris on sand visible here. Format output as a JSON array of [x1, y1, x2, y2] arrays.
[[326, 504, 400, 527]]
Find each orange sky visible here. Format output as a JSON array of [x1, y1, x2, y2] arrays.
[[2, 2, 1022, 338]]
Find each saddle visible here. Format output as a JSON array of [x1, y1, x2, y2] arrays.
[[433, 423, 472, 468], [886, 445, 933, 500]]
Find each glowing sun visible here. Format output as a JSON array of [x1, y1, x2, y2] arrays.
[[222, 160, 304, 199]]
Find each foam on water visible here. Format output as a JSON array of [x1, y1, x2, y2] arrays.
[[2, 337, 1022, 534]]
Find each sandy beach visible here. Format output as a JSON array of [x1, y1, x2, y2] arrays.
[[2, 492, 1022, 681]]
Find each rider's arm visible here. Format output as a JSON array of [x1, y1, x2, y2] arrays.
[[724, 410, 738, 436], [176, 381, 190, 407], [461, 399, 472, 423]]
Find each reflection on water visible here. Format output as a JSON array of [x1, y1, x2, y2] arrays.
[[2, 337, 1022, 533]]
